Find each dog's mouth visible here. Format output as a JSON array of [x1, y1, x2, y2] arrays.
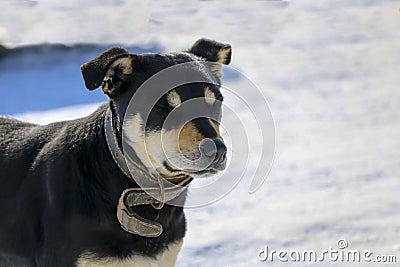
[[160, 138, 228, 178], [163, 159, 226, 177]]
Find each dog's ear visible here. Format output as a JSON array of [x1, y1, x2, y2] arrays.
[[190, 38, 232, 65], [189, 38, 232, 78], [81, 47, 135, 96]]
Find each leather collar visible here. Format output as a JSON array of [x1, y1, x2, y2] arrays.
[[104, 108, 191, 237]]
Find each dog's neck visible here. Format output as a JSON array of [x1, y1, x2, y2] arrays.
[[104, 103, 192, 237], [109, 101, 124, 148], [105, 102, 192, 185]]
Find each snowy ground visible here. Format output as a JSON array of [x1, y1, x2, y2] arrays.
[[1, 1, 400, 266]]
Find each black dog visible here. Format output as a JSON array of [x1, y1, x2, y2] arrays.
[[0, 38, 231, 267]]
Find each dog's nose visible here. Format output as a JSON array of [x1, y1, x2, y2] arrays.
[[199, 138, 227, 165]]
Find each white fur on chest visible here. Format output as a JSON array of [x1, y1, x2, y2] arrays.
[[76, 240, 183, 267]]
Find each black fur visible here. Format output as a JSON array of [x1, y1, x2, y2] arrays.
[[0, 38, 231, 266], [0, 106, 186, 266]]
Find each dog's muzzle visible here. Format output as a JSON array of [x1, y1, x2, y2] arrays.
[[198, 138, 227, 171]]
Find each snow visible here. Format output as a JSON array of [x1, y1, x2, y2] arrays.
[[1, 0, 400, 266]]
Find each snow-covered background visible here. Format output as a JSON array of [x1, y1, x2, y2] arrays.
[[1, 0, 399, 266]]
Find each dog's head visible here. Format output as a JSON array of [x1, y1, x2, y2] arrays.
[[81, 38, 231, 179]]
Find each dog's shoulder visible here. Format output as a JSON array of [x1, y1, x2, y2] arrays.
[[0, 115, 42, 161], [0, 103, 108, 175], [0, 115, 37, 127], [0, 116, 38, 141]]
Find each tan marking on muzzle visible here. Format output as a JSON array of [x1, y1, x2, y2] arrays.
[[178, 122, 204, 152], [179, 120, 224, 154]]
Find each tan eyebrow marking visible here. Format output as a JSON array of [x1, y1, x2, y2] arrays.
[[167, 90, 181, 108]]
